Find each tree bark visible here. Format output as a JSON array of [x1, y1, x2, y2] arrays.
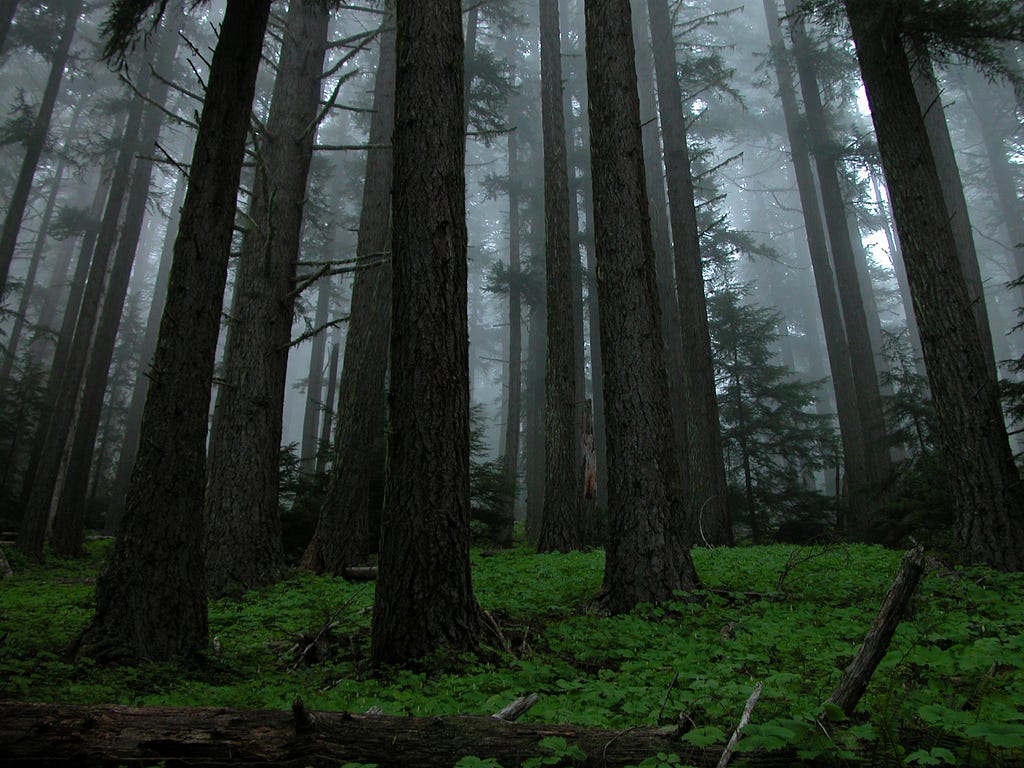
[[783, 0, 892, 536], [370, 0, 479, 664], [73, 0, 272, 661], [300, 273, 332, 473], [844, 0, 1024, 570], [315, 336, 340, 476], [585, 0, 700, 612], [49, 19, 181, 558], [525, 303, 547, 546], [202, 0, 328, 597], [0, 0, 79, 297], [538, 0, 582, 553], [301, 0, 395, 575], [0, 0, 17, 52], [647, 0, 733, 546], [761, 0, 870, 534]]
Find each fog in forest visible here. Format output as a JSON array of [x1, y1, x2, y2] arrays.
[[2, 0, 1023, 576]]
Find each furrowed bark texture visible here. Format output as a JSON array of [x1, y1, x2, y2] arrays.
[[538, 0, 582, 553], [585, 0, 700, 613], [74, 0, 272, 661], [203, 0, 328, 597], [370, 0, 479, 664], [302, 0, 395, 575], [844, 0, 1024, 570], [648, 0, 732, 546]]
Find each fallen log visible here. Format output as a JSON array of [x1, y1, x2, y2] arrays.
[[0, 700, 808, 768]]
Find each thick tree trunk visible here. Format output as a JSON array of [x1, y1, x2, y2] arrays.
[[18, 47, 158, 559], [585, 0, 700, 612], [0, 0, 79, 297], [370, 0, 479, 664], [301, 0, 395, 575], [73, 0, 272, 661], [49, 22, 181, 558], [202, 0, 327, 597], [844, 0, 1024, 570], [538, 0, 582, 553], [783, 0, 892, 536], [762, 0, 870, 533], [105, 170, 186, 533], [647, 0, 733, 546]]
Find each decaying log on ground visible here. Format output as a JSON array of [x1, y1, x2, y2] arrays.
[[827, 545, 926, 714], [342, 565, 378, 580], [0, 700, 808, 767]]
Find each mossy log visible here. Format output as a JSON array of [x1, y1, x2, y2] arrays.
[[0, 700, 811, 767]]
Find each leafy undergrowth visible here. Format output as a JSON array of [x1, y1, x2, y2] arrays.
[[1, 541, 1023, 766]]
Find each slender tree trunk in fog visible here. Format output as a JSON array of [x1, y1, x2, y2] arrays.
[[538, 0, 582, 553], [302, 1, 395, 575], [525, 303, 546, 546], [762, 0, 870, 533], [648, 0, 732, 546], [106, 171, 186, 532], [74, 0, 272, 661], [50, 22, 181, 558], [585, 0, 700, 612], [784, 0, 892, 536], [371, 0, 479, 665], [500, 127, 522, 547], [844, 0, 1024, 571], [633, 2, 691, 512], [0, 0, 79, 298], [911, 51, 999, 380], [316, 337, 340, 476], [18, 44, 160, 558], [300, 275, 332, 473], [203, 0, 327, 596]]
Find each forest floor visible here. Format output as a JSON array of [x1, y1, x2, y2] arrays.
[[1, 541, 1022, 766]]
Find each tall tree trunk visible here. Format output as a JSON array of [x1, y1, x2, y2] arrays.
[[0, 0, 79, 298], [300, 274, 332, 473], [524, 303, 547, 546], [301, 0, 395, 575], [783, 0, 892, 536], [0, 0, 17, 52], [499, 126, 523, 547], [202, 0, 327, 596], [633, 0, 691, 513], [647, 0, 732, 546], [73, 0, 272, 662], [49, 22, 181, 558], [537, 0, 582, 553], [911, 53, 999, 379], [843, 0, 1024, 570], [761, 0, 870, 533], [370, 0, 479, 665], [105, 170, 187, 533], [315, 336, 340, 476], [585, 0, 700, 612], [18, 46, 161, 558]]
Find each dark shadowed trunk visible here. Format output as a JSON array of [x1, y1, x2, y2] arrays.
[[301, 0, 395, 575], [585, 0, 700, 612], [843, 0, 1024, 570], [316, 337, 341, 475], [202, 0, 328, 596], [370, 0, 479, 664], [106, 170, 187, 533], [73, 0, 272, 661], [0, 0, 17, 51], [300, 275, 332, 473], [537, 0, 582, 553], [0, 0, 80, 297], [647, 0, 732, 546], [524, 303, 547, 546]]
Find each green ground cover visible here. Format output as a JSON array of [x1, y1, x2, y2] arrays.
[[1, 542, 1022, 766]]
